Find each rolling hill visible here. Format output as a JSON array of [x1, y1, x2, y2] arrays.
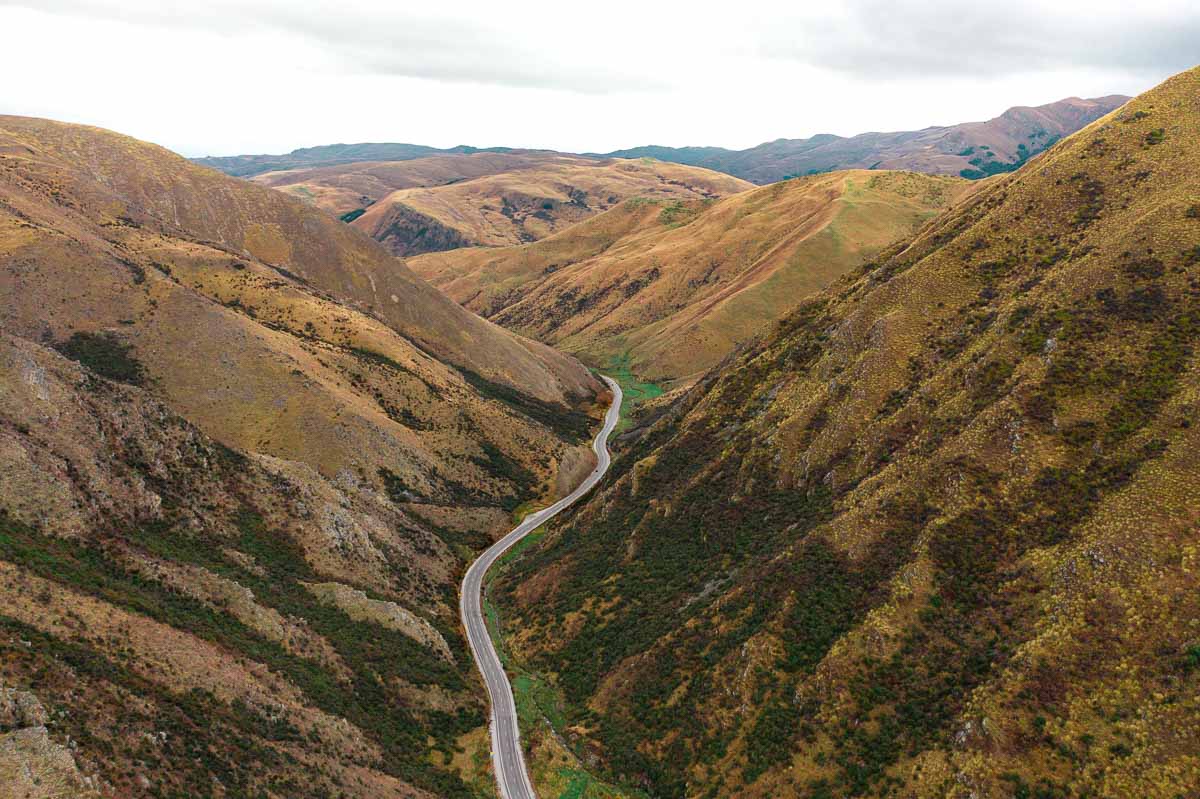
[[0, 115, 605, 797], [599, 94, 1130, 183], [411, 170, 974, 383], [248, 152, 751, 257], [347, 155, 752, 257], [249, 151, 569, 217], [492, 67, 1200, 798]]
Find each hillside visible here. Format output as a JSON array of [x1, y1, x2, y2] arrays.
[[0, 115, 605, 797], [192, 141, 516, 177], [411, 170, 973, 383], [349, 155, 753, 256], [493, 67, 1200, 798], [601, 95, 1130, 184], [249, 151, 569, 217]]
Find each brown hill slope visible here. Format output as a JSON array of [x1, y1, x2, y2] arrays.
[[348, 155, 753, 256], [0, 116, 595, 405], [412, 170, 973, 383], [0, 116, 606, 796], [602, 94, 1130, 183], [251, 151, 571, 217], [493, 67, 1200, 798], [0, 334, 463, 797]]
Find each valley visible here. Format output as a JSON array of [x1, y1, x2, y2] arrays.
[[2, 8, 1198, 799]]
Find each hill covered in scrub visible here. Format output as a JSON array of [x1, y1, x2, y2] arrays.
[[599, 95, 1129, 184], [0, 115, 606, 797], [411, 170, 972, 384], [492, 67, 1200, 798]]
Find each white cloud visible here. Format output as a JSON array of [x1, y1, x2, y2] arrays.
[[0, 0, 1192, 156]]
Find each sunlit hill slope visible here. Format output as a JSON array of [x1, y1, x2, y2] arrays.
[[412, 170, 973, 383], [494, 67, 1200, 798]]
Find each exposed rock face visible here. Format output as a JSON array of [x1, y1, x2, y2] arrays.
[[306, 582, 454, 661], [0, 684, 100, 799]]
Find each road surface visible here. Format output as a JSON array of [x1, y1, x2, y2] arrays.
[[460, 375, 622, 799]]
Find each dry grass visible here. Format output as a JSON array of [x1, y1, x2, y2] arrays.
[[413, 170, 972, 383], [351, 155, 751, 255]]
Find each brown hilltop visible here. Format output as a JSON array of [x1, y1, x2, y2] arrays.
[[251, 151, 578, 217], [412, 170, 974, 384], [0, 115, 596, 404], [328, 152, 748, 255], [494, 67, 1200, 798]]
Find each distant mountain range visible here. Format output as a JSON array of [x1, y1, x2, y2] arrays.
[[594, 95, 1131, 183], [193, 142, 522, 177], [195, 95, 1130, 185]]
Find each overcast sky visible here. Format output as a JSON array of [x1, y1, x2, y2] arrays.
[[1, 0, 1196, 157]]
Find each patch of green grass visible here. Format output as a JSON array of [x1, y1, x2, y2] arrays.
[[557, 771, 591, 799], [604, 354, 664, 427]]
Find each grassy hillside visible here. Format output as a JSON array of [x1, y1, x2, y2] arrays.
[[493, 67, 1200, 798], [0, 117, 596, 406], [251, 151, 591, 217], [351, 156, 752, 256], [601, 95, 1129, 184], [412, 171, 973, 383], [0, 116, 608, 797]]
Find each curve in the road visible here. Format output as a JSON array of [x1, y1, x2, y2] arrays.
[[460, 375, 622, 799]]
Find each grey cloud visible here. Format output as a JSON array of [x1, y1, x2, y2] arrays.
[[761, 0, 1200, 79], [2, 0, 662, 93]]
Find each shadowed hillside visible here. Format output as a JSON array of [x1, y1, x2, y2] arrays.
[[412, 170, 973, 383], [0, 115, 607, 797], [493, 67, 1200, 798]]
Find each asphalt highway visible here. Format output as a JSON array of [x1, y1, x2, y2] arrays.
[[459, 375, 622, 799]]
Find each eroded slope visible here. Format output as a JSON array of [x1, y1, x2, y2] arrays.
[[0, 116, 608, 797]]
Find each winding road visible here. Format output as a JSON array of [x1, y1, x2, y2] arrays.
[[460, 375, 622, 799]]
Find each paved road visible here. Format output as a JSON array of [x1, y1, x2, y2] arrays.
[[460, 376, 622, 799]]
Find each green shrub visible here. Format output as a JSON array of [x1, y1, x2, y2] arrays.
[[54, 331, 145, 385]]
